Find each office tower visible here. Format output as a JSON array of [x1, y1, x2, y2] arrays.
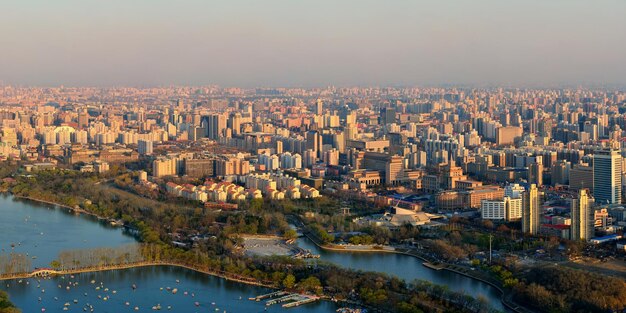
[[593, 149, 622, 204], [522, 184, 542, 235], [571, 189, 594, 241], [138, 139, 153, 155], [205, 114, 227, 140], [316, 99, 323, 115], [229, 112, 242, 135], [306, 131, 322, 158], [379, 107, 395, 125], [528, 162, 543, 186]]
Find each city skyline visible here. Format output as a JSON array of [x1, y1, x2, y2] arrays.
[[1, 0, 625, 88]]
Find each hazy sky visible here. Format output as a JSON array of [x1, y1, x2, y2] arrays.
[[1, 0, 625, 88]]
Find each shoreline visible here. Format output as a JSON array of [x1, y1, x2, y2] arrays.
[[303, 229, 529, 313], [4, 194, 275, 288], [10, 194, 113, 223], [1, 193, 366, 310]]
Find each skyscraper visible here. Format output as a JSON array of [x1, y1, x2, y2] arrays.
[[593, 149, 622, 204], [204, 113, 227, 140], [306, 131, 322, 159], [522, 184, 542, 235], [316, 99, 323, 115], [571, 188, 594, 241], [379, 107, 395, 125], [229, 112, 242, 135], [528, 162, 543, 186]]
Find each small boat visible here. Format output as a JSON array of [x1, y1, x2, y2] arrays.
[[194, 302, 199, 307]]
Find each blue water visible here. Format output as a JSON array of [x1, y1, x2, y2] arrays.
[[0, 195, 338, 312], [0, 195, 136, 268], [0, 194, 504, 312], [298, 237, 504, 310]]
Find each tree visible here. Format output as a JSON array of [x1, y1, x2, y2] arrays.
[[283, 274, 296, 289], [298, 276, 322, 294], [0, 290, 20, 313], [283, 229, 298, 240], [50, 260, 61, 269]]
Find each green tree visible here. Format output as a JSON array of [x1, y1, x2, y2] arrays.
[[298, 276, 322, 294], [283, 274, 296, 289], [50, 260, 61, 269]]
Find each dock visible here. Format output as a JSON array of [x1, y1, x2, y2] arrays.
[[266, 294, 299, 306], [282, 296, 318, 308], [249, 291, 287, 301]]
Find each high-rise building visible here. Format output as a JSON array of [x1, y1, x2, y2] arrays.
[[495, 126, 523, 146], [481, 196, 522, 221], [153, 157, 178, 177], [528, 162, 543, 186], [571, 189, 594, 241], [379, 107, 395, 125], [138, 139, 153, 155], [78, 110, 89, 129], [229, 112, 242, 135], [204, 114, 227, 140], [316, 99, 323, 115], [551, 160, 570, 185], [593, 149, 622, 204], [522, 184, 542, 235], [306, 131, 322, 158], [569, 163, 593, 192]]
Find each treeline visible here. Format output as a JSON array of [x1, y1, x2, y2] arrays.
[[308, 223, 335, 243], [0, 254, 31, 275], [50, 244, 144, 270], [0, 290, 19, 313], [513, 266, 626, 312]]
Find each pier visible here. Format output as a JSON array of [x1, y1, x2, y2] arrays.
[[249, 291, 287, 301], [282, 296, 318, 308]]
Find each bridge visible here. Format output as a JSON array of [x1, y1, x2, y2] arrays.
[[29, 268, 60, 277]]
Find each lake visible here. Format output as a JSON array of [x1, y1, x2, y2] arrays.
[[0, 194, 504, 312]]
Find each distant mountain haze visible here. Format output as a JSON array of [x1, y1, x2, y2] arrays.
[[1, 0, 625, 87]]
